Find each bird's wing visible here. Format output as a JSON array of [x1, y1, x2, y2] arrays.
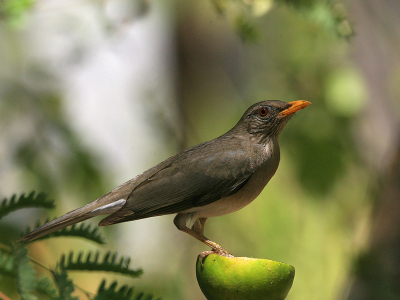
[[99, 139, 257, 226]]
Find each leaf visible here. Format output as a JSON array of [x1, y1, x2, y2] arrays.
[[13, 245, 38, 300], [52, 268, 78, 300], [2, 246, 59, 299], [93, 280, 161, 300], [0, 192, 54, 221], [134, 293, 161, 300], [94, 280, 134, 300], [22, 220, 106, 245], [58, 251, 143, 278], [0, 248, 15, 278], [35, 276, 59, 300]]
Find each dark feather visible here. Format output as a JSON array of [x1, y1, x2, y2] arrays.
[[99, 137, 258, 226]]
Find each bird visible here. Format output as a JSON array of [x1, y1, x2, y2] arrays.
[[18, 100, 310, 258]]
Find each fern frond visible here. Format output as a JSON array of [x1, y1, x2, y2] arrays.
[[35, 276, 59, 300], [93, 280, 134, 300], [23, 220, 106, 245], [13, 246, 37, 300], [133, 293, 161, 300], [51, 268, 78, 300], [0, 192, 54, 221], [0, 248, 15, 277], [93, 280, 161, 300], [58, 251, 143, 278]]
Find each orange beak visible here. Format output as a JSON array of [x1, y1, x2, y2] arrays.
[[278, 100, 311, 117]]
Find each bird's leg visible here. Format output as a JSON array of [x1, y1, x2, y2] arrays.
[[192, 217, 233, 262], [174, 214, 233, 264]]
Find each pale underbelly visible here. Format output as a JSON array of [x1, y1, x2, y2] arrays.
[[184, 167, 274, 219]]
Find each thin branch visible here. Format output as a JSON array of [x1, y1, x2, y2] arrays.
[[0, 290, 12, 300]]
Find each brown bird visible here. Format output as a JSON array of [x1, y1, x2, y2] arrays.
[[18, 100, 310, 258]]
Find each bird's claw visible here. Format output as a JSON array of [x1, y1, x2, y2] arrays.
[[199, 247, 233, 266]]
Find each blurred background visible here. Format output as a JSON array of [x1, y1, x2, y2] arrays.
[[0, 0, 399, 299]]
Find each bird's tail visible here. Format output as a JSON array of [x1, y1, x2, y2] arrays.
[[17, 204, 94, 243], [17, 198, 127, 243]]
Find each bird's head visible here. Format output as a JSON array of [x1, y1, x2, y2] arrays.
[[233, 100, 311, 143]]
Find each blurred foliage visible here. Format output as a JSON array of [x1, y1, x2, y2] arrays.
[[14, 246, 39, 300], [283, 106, 357, 195], [0, 0, 352, 39], [0, 0, 34, 26], [276, 0, 353, 38], [0, 192, 54, 221], [58, 251, 143, 277], [94, 279, 162, 300], [0, 192, 160, 300], [210, 0, 353, 42], [0, 82, 109, 200]]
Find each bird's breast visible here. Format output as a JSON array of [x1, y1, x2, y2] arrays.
[[193, 159, 279, 219]]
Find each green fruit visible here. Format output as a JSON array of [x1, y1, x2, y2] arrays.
[[196, 254, 295, 300]]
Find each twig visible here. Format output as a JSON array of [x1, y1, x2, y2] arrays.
[[0, 290, 12, 300]]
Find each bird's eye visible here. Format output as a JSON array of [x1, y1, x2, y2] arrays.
[[258, 107, 269, 117]]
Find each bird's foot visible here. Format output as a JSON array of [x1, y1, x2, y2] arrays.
[[199, 246, 233, 266]]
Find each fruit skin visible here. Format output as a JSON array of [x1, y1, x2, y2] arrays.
[[196, 254, 295, 300]]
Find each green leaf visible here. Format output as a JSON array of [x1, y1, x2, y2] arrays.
[[58, 251, 143, 278], [0, 192, 54, 221], [13, 245, 38, 300], [94, 280, 134, 300], [134, 293, 162, 300], [94, 280, 161, 300], [35, 276, 59, 300], [23, 220, 106, 245], [52, 268, 78, 300], [0, 248, 15, 278]]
